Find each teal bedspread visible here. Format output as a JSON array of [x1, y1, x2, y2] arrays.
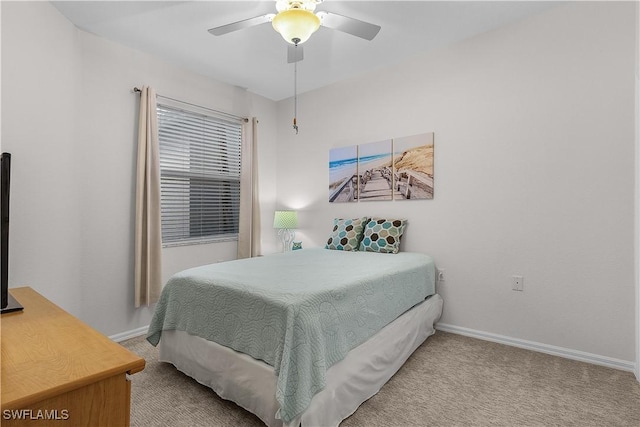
[[147, 248, 435, 423]]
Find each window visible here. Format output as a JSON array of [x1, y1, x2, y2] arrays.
[[157, 103, 242, 246]]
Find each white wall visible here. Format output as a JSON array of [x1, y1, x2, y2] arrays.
[[2, 1, 637, 368], [275, 2, 637, 363], [635, 0, 640, 381], [2, 0, 84, 316], [1, 1, 278, 335]]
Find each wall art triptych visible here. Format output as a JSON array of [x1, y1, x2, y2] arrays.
[[329, 132, 434, 203]]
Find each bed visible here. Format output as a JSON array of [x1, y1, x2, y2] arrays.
[[147, 247, 443, 426]]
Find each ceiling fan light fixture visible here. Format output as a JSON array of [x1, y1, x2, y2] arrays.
[[272, 9, 320, 45]]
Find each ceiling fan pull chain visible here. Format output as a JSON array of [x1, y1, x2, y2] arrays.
[[293, 57, 299, 134]]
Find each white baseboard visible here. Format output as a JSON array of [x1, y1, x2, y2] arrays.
[[109, 325, 149, 343], [436, 323, 636, 373], [110, 323, 636, 375]]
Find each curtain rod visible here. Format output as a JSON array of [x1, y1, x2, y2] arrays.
[[132, 87, 248, 123]]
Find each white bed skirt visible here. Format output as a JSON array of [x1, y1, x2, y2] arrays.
[[158, 293, 443, 427]]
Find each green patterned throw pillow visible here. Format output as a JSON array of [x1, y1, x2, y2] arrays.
[[325, 217, 369, 251], [359, 218, 407, 254]]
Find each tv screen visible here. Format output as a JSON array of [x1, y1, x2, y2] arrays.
[[1, 152, 23, 314]]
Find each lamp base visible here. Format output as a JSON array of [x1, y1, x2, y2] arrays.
[[278, 228, 295, 252]]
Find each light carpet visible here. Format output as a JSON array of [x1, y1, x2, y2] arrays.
[[121, 331, 640, 426]]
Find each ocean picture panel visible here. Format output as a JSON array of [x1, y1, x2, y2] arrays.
[[329, 145, 358, 203], [393, 132, 434, 200], [358, 139, 393, 201]]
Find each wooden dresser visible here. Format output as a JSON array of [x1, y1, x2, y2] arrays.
[[1, 287, 145, 426]]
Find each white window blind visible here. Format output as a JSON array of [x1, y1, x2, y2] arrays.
[[157, 103, 242, 246]]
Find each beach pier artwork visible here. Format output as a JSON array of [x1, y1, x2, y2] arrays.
[[328, 132, 434, 203], [358, 139, 393, 201], [392, 132, 434, 200], [329, 145, 359, 203]]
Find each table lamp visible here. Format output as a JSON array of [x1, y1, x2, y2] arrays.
[[273, 210, 298, 252]]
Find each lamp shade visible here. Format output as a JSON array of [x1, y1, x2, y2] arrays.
[[273, 210, 298, 229], [272, 9, 320, 45]]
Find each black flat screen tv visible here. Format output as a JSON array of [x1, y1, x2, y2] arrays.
[[1, 152, 23, 314]]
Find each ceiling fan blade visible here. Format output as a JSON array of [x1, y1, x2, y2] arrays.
[[208, 14, 275, 36], [316, 11, 381, 41], [287, 45, 304, 63]]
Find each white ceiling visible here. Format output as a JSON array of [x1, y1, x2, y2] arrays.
[[51, 1, 558, 101]]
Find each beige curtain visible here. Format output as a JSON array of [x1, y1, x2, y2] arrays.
[[237, 117, 261, 259], [134, 86, 163, 307]]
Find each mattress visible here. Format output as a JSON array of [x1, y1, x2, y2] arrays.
[[147, 248, 436, 422], [159, 293, 444, 427]]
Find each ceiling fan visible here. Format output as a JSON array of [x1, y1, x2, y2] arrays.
[[208, 0, 381, 63]]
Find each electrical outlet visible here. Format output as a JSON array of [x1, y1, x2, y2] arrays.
[[437, 269, 445, 282], [512, 275, 524, 291]]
